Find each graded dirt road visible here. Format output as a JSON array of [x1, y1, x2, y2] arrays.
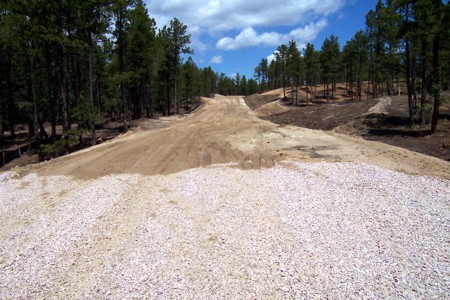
[[25, 95, 450, 179], [1, 96, 449, 298]]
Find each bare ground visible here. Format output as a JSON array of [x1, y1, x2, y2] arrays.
[[1, 95, 449, 298], [246, 92, 450, 162], [15, 95, 450, 179]]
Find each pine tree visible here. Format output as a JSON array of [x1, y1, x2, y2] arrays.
[[167, 18, 193, 115], [304, 43, 320, 102], [275, 44, 288, 98], [125, 1, 158, 119], [287, 40, 301, 105]]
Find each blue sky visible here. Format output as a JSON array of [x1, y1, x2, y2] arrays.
[[144, 0, 381, 78]]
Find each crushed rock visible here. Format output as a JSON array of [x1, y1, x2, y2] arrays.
[[0, 162, 449, 298]]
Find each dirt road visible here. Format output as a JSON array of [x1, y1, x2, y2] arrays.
[[24, 95, 449, 179], [1, 96, 449, 298]]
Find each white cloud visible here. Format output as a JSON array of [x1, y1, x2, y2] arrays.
[[210, 55, 223, 64], [267, 52, 277, 63], [145, 0, 344, 52], [148, 0, 343, 31], [216, 28, 282, 50], [216, 19, 327, 50], [189, 26, 208, 53]]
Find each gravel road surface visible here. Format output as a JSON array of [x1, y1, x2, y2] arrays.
[[1, 162, 449, 298]]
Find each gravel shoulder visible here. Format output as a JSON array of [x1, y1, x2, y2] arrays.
[[1, 95, 449, 298]]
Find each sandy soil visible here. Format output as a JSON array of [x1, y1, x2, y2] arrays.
[[16, 95, 450, 180], [247, 91, 450, 162]]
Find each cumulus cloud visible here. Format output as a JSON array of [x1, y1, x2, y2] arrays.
[[216, 28, 283, 50], [216, 19, 327, 50], [210, 55, 223, 64], [147, 0, 343, 32], [145, 0, 344, 52]]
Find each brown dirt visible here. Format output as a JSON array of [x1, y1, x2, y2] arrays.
[[245, 92, 450, 162], [11, 95, 449, 180]]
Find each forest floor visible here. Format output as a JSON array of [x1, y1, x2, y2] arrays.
[[245, 88, 450, 162], [1, 95, 449, 298]]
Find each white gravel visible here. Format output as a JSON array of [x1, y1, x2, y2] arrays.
[[0, 162, 449, 299]]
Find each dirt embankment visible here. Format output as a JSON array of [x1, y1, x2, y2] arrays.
[[13, 95, 449, 180], [244, 92, 450, 162]]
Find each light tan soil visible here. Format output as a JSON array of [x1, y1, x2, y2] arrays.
[[17, 95, 449, 180]]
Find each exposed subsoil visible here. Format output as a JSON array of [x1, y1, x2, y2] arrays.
[[245, 93, 450, 162], [8, 95, 447, 180]]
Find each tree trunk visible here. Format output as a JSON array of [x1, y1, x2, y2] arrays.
[[0, 117, 3, 140], [331, 81, 334, 100], [57, 46, 69, 139], [420, 38, 427, 125], [38, 118, 49, 140], [33, 97, 40, 153], [165, 76, 170, 116], [431, 36, 440, 134], [27, 52, 39, 154], [45, 47, 57, 142], [148, 77, 153, 118], [357, 53, 361, 101], [405, 38, 413, 126], [306, 82, 309, 103], [117, 12, 128, 132], [88, 46, 96, 146], [32, 70, 40, 152], [70, 51, 81, 122], [175, 74, 179, 114], [6, 57, 15, 138], [403, 4, 414, 126]]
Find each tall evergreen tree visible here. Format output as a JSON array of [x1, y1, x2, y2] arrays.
[[167, 18, 192, 115], [275, 44, 288, 98], [303, 43, 320, 102], [125, 1, 158, 119], [287, 40, 302, 104]]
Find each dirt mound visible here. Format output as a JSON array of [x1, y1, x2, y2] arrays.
[[265, 99, 378, 130], [255, 100, 289, 117], [260, 88, 283, 96], [246, 87, 450, 162], [244, 93, 281, 110]]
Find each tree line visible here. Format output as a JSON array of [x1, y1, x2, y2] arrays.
[[254, 0, 449, 133], [0, 0, 257, 155]]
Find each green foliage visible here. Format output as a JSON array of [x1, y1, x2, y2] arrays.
[[423, 103, 434, 124], [74, 99, 99, 125], [39, 128, 88, 159], [40, 141, 66, 159]]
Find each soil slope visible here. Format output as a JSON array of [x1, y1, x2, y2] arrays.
[[245, 92, 450, 162], [19, 95, 450, 179]]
